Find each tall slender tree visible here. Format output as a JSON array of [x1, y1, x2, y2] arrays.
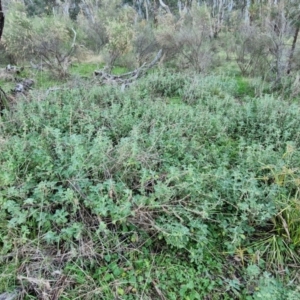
[[0, 0, 8, 111], [287, 1, 300, 74], [0, 0, 4, 41]]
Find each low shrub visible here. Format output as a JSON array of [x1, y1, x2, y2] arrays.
[[3, 4, 76, 78], [0, 72, 300, 298]]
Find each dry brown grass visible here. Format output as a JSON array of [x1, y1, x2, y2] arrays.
[[0, 68, 15, 82], [80, 52, 104, 64]]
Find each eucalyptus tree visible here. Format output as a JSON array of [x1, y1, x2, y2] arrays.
[[286, 0, 300, 74], [0, 0, 8, 111], [0, 0, 4, 40]]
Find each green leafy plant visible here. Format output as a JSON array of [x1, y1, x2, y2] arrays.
[[0, 69, 300, 298], [4, 4, 76, 78]]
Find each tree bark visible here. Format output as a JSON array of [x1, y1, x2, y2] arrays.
[[0, 0, 4, 41], [287, 25, 299, 75], [244, 0, 251, 25], [159, 0, 171, 14]]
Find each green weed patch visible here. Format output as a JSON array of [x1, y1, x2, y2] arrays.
[[0, 72, 300, 298]]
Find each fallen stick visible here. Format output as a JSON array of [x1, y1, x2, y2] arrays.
[[94, 49, 162, 88]]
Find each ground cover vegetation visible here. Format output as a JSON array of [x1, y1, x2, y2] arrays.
[[1, 0, 300, 299]]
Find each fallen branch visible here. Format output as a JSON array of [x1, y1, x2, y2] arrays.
[[94, 49, 162, 89]]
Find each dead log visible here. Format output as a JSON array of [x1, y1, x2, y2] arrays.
[[94, 49, 162, 89]]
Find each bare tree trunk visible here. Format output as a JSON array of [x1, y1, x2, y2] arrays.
[[0, 0, 7, 112], [136, 0, 144, 18], [178, 0, 182, 14], [144, 0, 149, 21], [80, 0, 95, 23], [244, 0, 251, 25], [0, 0, 4, 41], [159, 0, 171, 14], [287, 25, 299, 75]]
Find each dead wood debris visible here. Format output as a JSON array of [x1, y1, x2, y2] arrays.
[[0, 65, 23, 81], [5, 64, 24, 74], [94, 49, 162, 90], [1, 49, 162, 112], [12, 78, 34, 94], [0, 65, 34, 111]]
